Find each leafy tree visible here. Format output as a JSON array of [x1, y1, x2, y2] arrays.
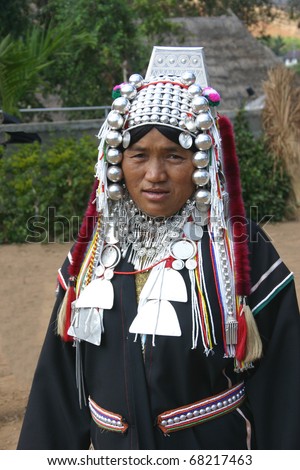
[[0, 0, 30, 39], [259, 35, 286, 56], [0, 23, 72, 114]]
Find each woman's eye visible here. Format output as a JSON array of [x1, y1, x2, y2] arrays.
[[169, 154, 184, 161], [127, 153, 145, 159]]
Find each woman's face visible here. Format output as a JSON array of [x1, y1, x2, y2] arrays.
[[122, 128, 195, 217]]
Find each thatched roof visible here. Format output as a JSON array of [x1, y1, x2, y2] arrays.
[[160, 14, 281, 111]]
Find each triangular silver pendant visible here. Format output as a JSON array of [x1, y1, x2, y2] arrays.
[[75, 278, 114, 309], [140, 266, 187, 303], [129, 299, 182, 337], [68, 307, 104, 346]]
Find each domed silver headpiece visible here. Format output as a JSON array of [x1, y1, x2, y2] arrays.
[[95, 46, 222, 223]]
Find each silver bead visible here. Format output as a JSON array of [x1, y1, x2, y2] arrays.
[[170, 117, 178, 126], [195, 188, 211, 205], [188, 84, 203, 97], [112, 97, 130, 114], [107, 166, 123, 182], [120, 83, 137, 100], [195, 112, 213, 130], [106, 130, 122, 148], [129, 73, 144, 88], [211, 404, 217, 411], [217, 402, 223, 409], [181, 71, 196, 86], [192, 151, 209, 168], [106, 148, 122, 165], [167, 418, 174, 425], [108, 183, 124, 200], [195, 133, 212, 151], [185, 116, 197, 133], [192, 96, 209, 113], [205, 406, 212, 413], [160, 115, 169, 124], [179, 414, 186, 421], [192, 169, 210, 186], [107, 110, 124, 130], [161, 420, 167, 426], [193, 410, 200, 417]]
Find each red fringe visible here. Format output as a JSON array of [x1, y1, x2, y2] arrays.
[[236, 304, 247, 362], [218, 114, 251, 296], [69, 179, 98, 278]]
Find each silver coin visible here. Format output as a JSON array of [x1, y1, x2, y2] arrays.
[[169, 239, 197, 260], [101, 244, 121, 268], [104, 268, 114, 280], [185, 258, 197, 270], [172, 259, 184, 270], [95, 265, 105, 277]]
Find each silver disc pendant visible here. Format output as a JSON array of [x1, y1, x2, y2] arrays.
[[172, 259, 185, 271], [101, 244, 121, 269], [185, 258, 197, 270], [169, 238, 197, 261], [104, 268, 114, 280], [95, 265, 105, 277], [179, 132, 193, 149]]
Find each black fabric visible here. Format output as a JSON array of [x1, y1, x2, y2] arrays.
[[121, 124, 198, 152], [17, 220, 300, 450]]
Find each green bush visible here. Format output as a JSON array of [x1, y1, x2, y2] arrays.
[[234, 109, 291, 223], [0, 136, 96, 243]]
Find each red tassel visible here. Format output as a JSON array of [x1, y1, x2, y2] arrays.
[[218, 114, 251, 297], [236, 304, 247, 362], [69, 179, 98, 278], [63, 279, 76, 342]]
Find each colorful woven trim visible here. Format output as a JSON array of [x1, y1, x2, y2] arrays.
[[88, 397, 128, 434], [157, 382, 245, 434]]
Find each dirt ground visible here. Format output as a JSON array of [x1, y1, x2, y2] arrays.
[[0, 220, 299, 450]]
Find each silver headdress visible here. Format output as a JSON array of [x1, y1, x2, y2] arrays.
[[95, 46, 223, 226]]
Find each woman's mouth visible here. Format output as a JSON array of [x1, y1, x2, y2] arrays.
[[142, 189, 169, 201]]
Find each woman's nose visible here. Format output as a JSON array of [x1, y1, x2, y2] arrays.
[[145, 158, 167, 182]]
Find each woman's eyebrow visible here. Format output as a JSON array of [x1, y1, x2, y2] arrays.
[[126, 143, 182, 152]]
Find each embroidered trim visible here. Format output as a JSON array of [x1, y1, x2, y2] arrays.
[[157, 382, 245, 434], [250, 258, 283, 294], [57, 268, 68, 291], [252, 273, 294, 315], [88, 397, 129, 434]]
